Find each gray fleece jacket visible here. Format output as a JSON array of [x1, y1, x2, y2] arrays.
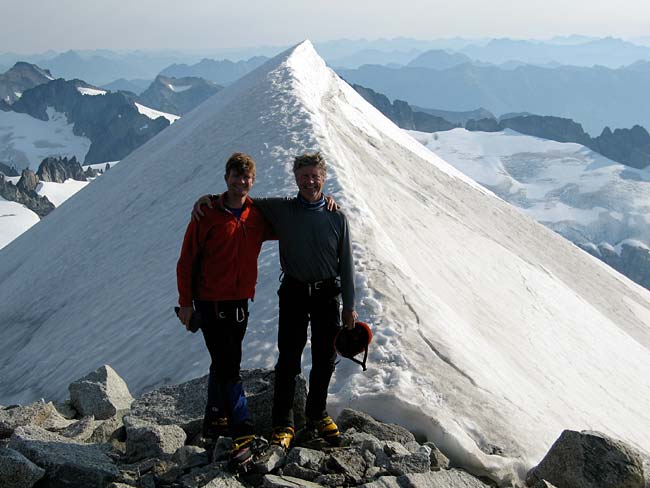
[[254, 196, 356, 311]]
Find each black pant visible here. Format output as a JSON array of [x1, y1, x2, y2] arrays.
[[195, 299, 254, 437], [272, 278, 342, 428]]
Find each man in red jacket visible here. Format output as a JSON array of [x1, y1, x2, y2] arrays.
[[176, 152, 274, 466]]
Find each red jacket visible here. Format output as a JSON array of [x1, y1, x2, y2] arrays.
[[176, 194, 275, 307]]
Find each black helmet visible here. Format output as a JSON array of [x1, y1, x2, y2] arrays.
[[334, 321, 373, 371]]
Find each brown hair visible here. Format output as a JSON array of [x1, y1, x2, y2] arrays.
[[293, 152, 327, 175], [225, 152, 256, 178]]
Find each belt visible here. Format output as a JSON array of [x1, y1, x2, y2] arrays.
[[282, 275, 339, 296]]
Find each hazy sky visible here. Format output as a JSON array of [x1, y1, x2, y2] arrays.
[[4, 0, 650, 53]]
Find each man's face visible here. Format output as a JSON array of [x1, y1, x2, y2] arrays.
[[295, 165, 325, 202], [225, 169, 255, 198]]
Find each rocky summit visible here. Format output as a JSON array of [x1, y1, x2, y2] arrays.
[[1, 365, 647, 488]]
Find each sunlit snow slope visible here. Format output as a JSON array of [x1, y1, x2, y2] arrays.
[[412, 128, 650, 254], [1, 42, 650, 484]]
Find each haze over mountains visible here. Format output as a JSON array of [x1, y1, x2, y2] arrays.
[[1, 41, 650, 486]]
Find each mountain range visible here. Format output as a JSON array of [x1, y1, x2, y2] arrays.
[[338, 61, 650, 134], [1, 41, 649, 486]]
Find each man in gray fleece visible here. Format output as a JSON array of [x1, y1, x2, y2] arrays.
[[194, 152, 357, 448], [254, 152, 357, 448]]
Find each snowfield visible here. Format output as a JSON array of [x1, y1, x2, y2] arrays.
[[0, 161, 119, 250], [134, 102, 180, 123], [77, 86, 107, 96], [0, 107, 91, 170], [0, 196, 40, 249], [412, 128, 650, 254], [1, 42, 650, 485]]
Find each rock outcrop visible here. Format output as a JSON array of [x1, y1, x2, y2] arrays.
[[137, 75, 221, 116], [0, 171, 55, 217], [0, 62, 52, 105], [526, 429, 646, 488], [36, 156, 86, 183], [69, 365, 134, 420], [352, 84, 458, 132], [10, 78, 169, 164], [3, 367, 648, 488]]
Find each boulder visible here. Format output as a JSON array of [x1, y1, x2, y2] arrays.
[[212, 436, 234, 462], [422, 441, 450, 470], [337, 409, 416, 444], [286, 446, 326, 471], [314, 473, 347, 487], [123, 417, 186, 461], [325, 448, 367, 484], [172, 445, 209, 469], [0, 447, 46, 488], [0, 401, 73, 438], [531, 481, 558, 488], [89, 415, 125, 445], [8, 425, 119, 487], [282, 462, 321, 481], [250, 444, 286, 474], [177, 463, 234, 488], [360, 469, 492, 487], [262, 474, 324, 487], [526, 430, 646, 488], [130, 369, 307, 439], [386, 451, 430, 476], [69, 365, 134, 420], [200, 472, 248, 487], [60, 416, 97, 442]]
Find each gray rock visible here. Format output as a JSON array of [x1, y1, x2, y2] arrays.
[[106, 484, 135, 488], [423, 441, 450, 470], [201, 472, 248, 487], [314, 473, 346, 487], [69, 365, 134, 420], [130, 369, 307, 439], [0, 401, 73, 438], [526, 430, 645, 488], [286, 447, 326, 471], [89, 415, 125, 445], [531, 481, 558, 488], [213, 436, 233, 462], [8, 425, 119, 487], [386, 452, 430, 476], [52, 400, 77, 420], [364, 466, 387, 481], [337, 409, 416, 444], [383, 441, 411, 457], [282, 462, 322, 481], [60, 416, 97, 442], [177, 462, 229, 488], [124, 417, 187, 461], [173, 445, 209, 469], [0, 447, 46, 488], [326, 448, 367, 484], [251, 444, 286, 474], [360, 469, 491, 487], [345, 431, 382, 446], [262, 474, 324, 487]]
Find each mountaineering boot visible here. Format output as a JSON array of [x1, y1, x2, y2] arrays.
[[228, 435, 269, 472], [202, 415, 229, 440], [310, 415, 340, 445], [271, 426, 295, 449]]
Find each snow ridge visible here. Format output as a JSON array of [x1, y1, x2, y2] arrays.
[[1, 41, 650, 486]]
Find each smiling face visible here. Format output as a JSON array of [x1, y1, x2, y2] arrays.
[[295, 164, 325, 202], [225, 169, 255, 200]]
